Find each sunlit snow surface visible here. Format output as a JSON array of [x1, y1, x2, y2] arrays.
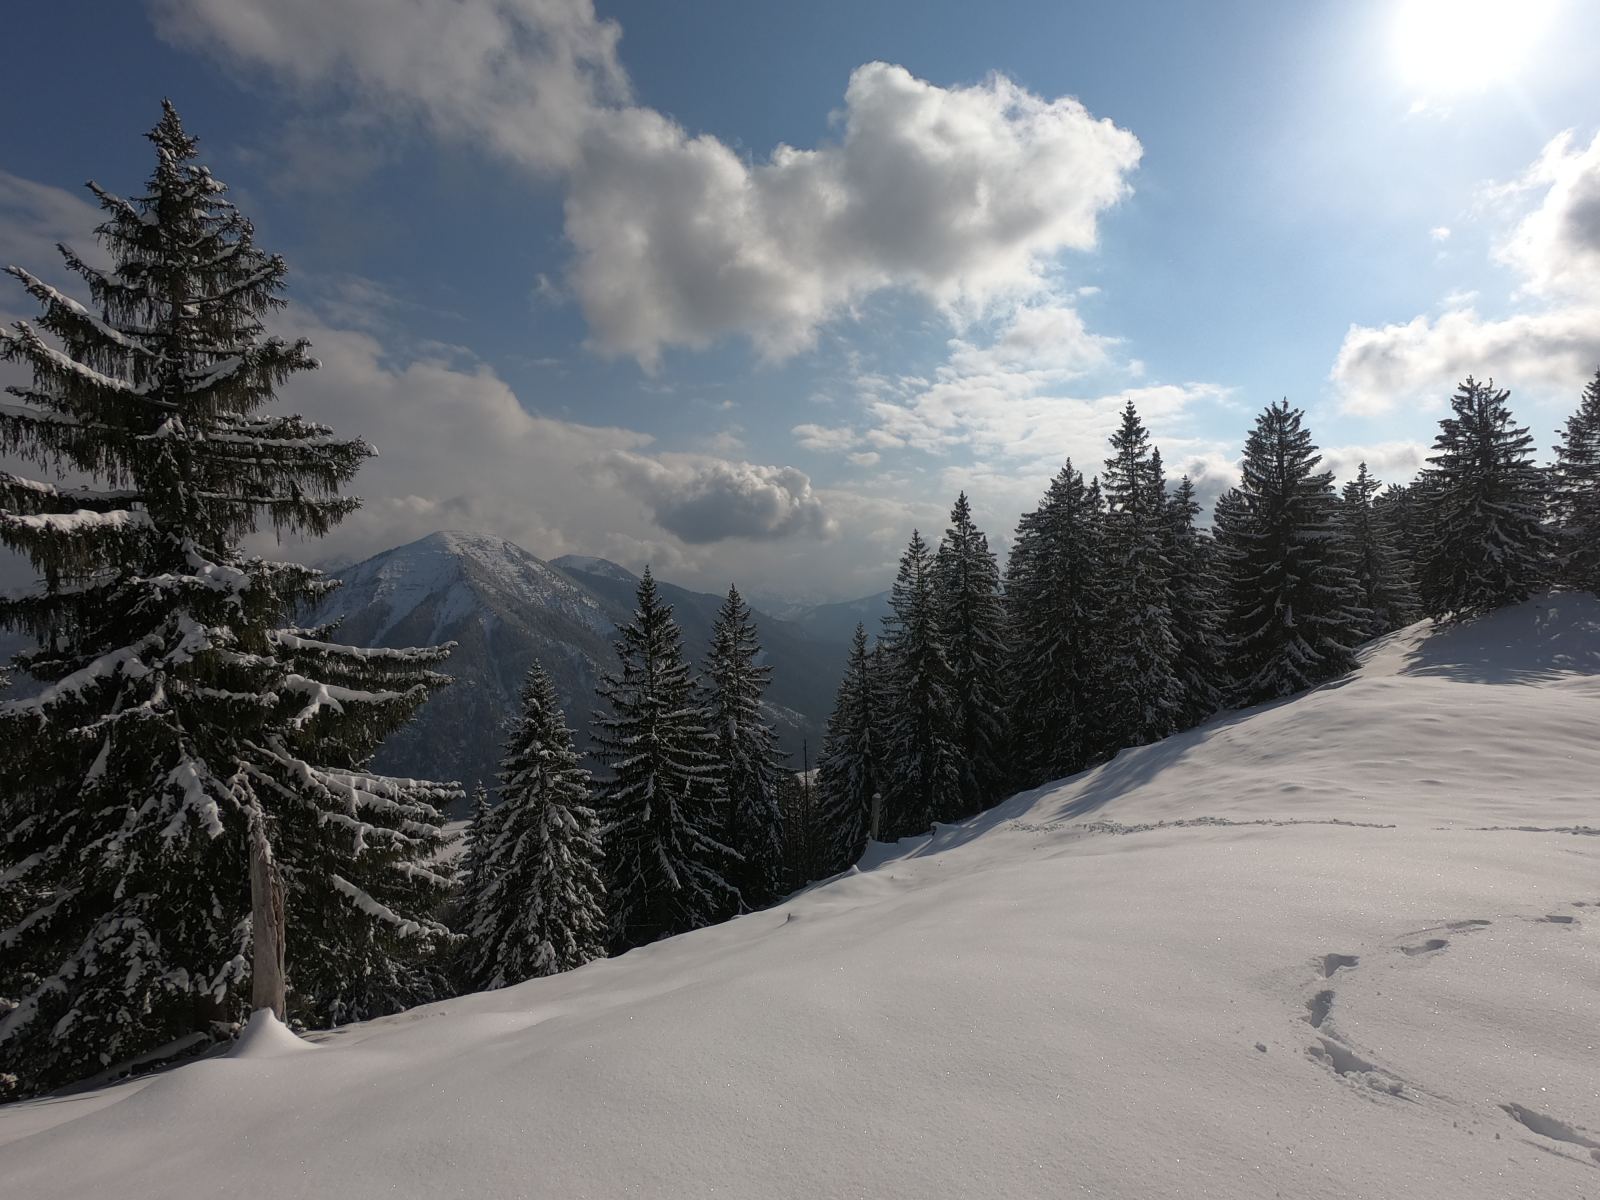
[[3, 597, 1598, 1198]]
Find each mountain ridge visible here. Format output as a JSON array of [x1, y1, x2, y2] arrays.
[[307, 530, 868, 804]]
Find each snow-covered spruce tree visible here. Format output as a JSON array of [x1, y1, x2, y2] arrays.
[[1162, 475, 1225, 729], [1003, 462, 1109, 787], [1098, 403, 1181, 748], [1371, 481, 1429, 599], [1552, 369, 1600, 595], [456, 785, 497, 931], [1216, 400, 1366, 706], [814, 623, 880, 876], [465, 665, 606, 988], [1418, 377, 1554, 620], [878, 530, 963, 838], [0, 104, 455, 1095], [1338, 463, 1419, 638], [593, 568, 737, 951], [932, 493, 1008, 811], [703, 585, 785, 909]]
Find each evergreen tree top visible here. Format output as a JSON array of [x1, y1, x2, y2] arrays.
[[1238, 400, 1333, 506], [1, 103, 368, 588]]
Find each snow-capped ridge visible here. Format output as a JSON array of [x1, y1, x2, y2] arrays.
[[550, 553, 639, 583]]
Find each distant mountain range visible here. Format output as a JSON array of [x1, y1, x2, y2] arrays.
[[305, 531, 890, 810], [0, 531, 891, 812]]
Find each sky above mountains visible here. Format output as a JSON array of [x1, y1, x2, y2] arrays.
[[3, 0, 1599, 600]]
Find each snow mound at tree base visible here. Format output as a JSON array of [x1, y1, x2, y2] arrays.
[[2, 596, 1598, 1199], [228, 1011, 314, 1060]]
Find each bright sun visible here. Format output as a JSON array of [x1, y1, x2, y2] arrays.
[[1392, 0, 1553, 95]]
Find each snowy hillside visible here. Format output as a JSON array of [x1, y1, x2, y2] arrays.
[[2, 597, 1598, 1199]]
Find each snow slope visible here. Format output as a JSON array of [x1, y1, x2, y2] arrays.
[[2, 597, 1598, 1199]]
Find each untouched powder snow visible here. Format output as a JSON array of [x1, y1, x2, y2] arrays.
[[3, 596, 1599, 1198]]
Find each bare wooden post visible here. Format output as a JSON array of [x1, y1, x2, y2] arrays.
[[249, 815, 286, 1021], [869, 791, 882, 843]]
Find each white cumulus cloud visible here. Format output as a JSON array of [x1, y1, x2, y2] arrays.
[[602, 455, 836, 545], [147, 2, 1141, 366], [564, 65, 1140, 364], [1496, 130, 1600, 299], [1332, 130, 1600, 415], [150, 0, 629, 173], [1332, 306, 1600, 415]]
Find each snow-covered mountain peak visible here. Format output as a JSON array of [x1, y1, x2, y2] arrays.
[[325, 531, 613, 645]]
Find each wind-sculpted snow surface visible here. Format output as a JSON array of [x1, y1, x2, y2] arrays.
[[2, 597, 1598, 1198]]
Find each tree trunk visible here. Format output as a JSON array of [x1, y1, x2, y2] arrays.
[[249, 816, 287, 1021]]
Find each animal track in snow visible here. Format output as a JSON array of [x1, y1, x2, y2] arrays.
[[1321, 952, 1359, 977], [1537, 914, 1577, 924], [1502, 1103, 1600, 1165], [1400, 937, 1449, 956], [1446, 919, 1492, 930]]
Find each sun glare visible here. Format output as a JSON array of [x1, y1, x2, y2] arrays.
[[1392, 0, 1553, 96]]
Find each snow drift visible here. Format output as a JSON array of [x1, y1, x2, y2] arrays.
[[2, 597, 1598, 1198]]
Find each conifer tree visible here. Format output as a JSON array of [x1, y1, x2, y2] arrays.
[[466, 665, 606, 988], [0, 104, 455, 1094], [1099, 403, 1181, 747], [774, 771, 812, 891], [1418, 378, 1553, 620], [1162, 475, 1225, 729], [1338, 463, 1419, 637], [703, 585, 785, 909], [458, 785, 497, 928], [1372, 481, 1429, 591], [1552, 369, 1600, 595], [878, 531, 963, 837], [1004, 463, 1108, 786], [1217, 400, 1366, 706], [815, 624, 880, 875], [593, 569, 737, 951], [932, 494, 1008, 811]]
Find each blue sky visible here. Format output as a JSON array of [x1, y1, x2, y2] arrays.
[[3, 0, 1600, 600]]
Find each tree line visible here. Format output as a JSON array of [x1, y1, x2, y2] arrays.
[[454, 369, 1599, 1001], [810, 375, 1596, 879], [2, 105, 1598, 1099]]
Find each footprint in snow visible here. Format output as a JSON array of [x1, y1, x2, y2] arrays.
[[1400, 937, 1449, 957], [1537, 914, 1578, 925], [1502, 1103, 1600, 1165], [1307, 1037, 1408, 1098], [1321, 952, 1359, 977], [1305, 990, 1334, 1029]]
